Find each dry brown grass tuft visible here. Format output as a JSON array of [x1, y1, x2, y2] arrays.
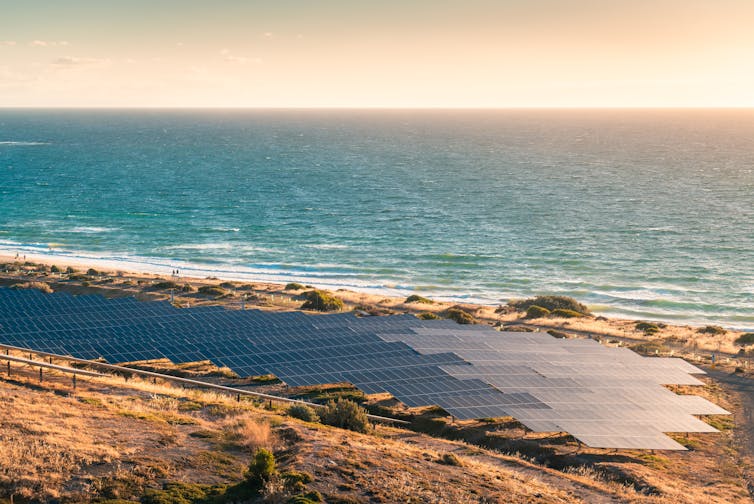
[[223, 415, 278, 452]]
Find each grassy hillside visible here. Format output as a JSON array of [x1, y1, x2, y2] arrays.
[[0, 358, 751, 503]]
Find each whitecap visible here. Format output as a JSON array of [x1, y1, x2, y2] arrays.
[[0, 141, 49, 146]]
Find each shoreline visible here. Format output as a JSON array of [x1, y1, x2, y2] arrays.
[[2, 245, 752, 332], [1, 252, 752, 360]]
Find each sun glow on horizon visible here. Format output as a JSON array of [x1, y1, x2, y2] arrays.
[[1, 1, 753, 108]]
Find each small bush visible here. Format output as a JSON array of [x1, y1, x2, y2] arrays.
[[405, 294, 433, 304], [630, 341, 668, 354], [87, 268, 100, 276], [288, 404, 320, 422], [524, 305, 550, 319], [153, 281, 178, 290], [635, 321, 661, 335], [285, 282, 306, 290], [220, 281, 236, 289], [181, 283, 196, 292], [65, 266, 76, 274], [198, 285, 227, 297], [698, 325, 727, 335], [301, 290, 344, 312], [417, 312, 441, 320], [509, 295, 589, 315], [50, 264, 60, 273], [442, 307, 477, 324], [320, 398, 371, 433], [10, 281, 53, 294], [141, 482, 222, 504], [550, 308, 586, 318], [734, 333, 754, 346], [287, 492, 323, 504], [438, 452, 463, 466], [246, 448, 276, 485]]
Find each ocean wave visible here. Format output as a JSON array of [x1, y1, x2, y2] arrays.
[[304, 244, 350, 250], [0, 141, 50, 146], [66, 226, 120, 234]]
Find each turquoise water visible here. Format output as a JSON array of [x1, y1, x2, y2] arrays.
[[0, 109, 752, 328]]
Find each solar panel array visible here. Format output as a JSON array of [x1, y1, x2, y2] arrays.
[[0, 288, 727, 450]]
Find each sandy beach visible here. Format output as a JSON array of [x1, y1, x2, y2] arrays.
[[1, 252, 751, 366]]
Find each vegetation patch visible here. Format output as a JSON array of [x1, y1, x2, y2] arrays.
[[416, 312, 441, 320], [153, 281, 178, 290], [320, 398, 372, 433], [405, 294, 433, 304], [437, 452, 463, 466], [288, 404, 320, 423], [549, 308, 586, 318], [441, 307, 477, 324], [198, 285, 227, 297], [524, 305, 550, 319], [10, 281, 53, 294], [301, 290, 344, 312], [285, 282, 306, 290], [546, 330, 569, 339], [630, 341, 668, 354], [734, 333, 754, 346], [635, 321, 662, 335], [509, 296, 589, 315], [697, 325, 727, 335]]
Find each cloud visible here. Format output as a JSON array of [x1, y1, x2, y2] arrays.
[[51, 56, 111, 68], [219, 49, 262, 65], [1, 41, 16, 46], [30, 40, 70, 47]]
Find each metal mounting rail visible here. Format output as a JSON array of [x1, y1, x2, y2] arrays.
[[0, 343, 410, 426], [0, 353, 106, 377]]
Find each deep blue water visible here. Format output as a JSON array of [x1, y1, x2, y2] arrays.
[[0, 109, 752, 328]]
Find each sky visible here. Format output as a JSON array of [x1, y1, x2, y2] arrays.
[[1, 0, 753, 108]]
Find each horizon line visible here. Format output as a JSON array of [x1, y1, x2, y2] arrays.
[[1, 105, 754, 111]]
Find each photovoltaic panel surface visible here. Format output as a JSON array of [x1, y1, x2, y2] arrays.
[[0, 288, 728, 449]]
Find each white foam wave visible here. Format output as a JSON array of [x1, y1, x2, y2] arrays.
[[67, 226, 120, 234], [304, 244, 350, 250], [0, 141, 49, 146]]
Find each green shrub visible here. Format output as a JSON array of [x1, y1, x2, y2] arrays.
[[405, 294, 433, 304], [442, 307, 477, 324], [734, 333, 754, 346], [50, 264, 60, 273], [65, 266, 76, 274], [153, 281, 178, 290], [141, 482, 222, 504], [198, 285, 227, 297], [509, 296, 589, 315], [550, 308, 586, 318], [524, 305, 550, 319], [301, 290, 344, 312], [181, 283, 196, 292], [285, 282, 306, 290], [246, 448, 276, 485], [635, 321, 661, 335], [320, 398, 371, 433], [87, 268, 100, 276], [417, 312, 441, 320], [287, 491, 323, 504], [698, 325, 727, 335], [220, 282, 236, 289], [288, 404, 320, 422]]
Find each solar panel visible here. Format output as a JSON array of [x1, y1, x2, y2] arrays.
[[0, 287, 728, 450]]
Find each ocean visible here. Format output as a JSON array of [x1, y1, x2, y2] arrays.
[[0, 109, 752, 328]]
